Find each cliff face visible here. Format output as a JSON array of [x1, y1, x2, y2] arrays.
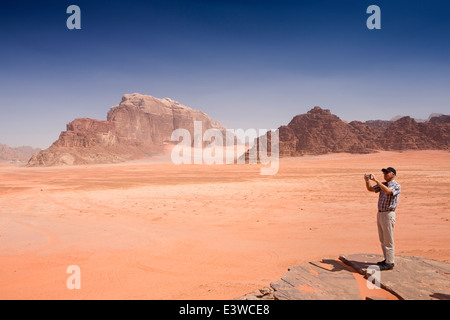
[[277, 106, 383, 156], [106, 94, 225, 146], [28, 93, 226, 166], [249, 107, 450, 158], [378, 116, 450, 150], [429, 114, 450, 123], [53, 118, 117, 148]]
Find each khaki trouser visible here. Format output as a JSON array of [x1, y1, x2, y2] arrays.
[[377, 211, 396, 264]]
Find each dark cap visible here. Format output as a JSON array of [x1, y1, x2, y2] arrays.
[[382, 167, 397, 175]]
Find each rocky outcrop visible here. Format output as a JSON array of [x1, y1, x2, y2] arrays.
[[275, 107, 382, 157], [363, 119, 392, 130], [340, 254, 450, 300], [245, 107, 450, 159], [429, 114, 450, 123], [0, 143, 40, 163], [378, 116, 450, 150], [237, 254, 450, 300], [28, 93, 226, 166], [106, 94, 225, 147]]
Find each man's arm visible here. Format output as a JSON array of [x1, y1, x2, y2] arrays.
[[364, 174, 375, 192], [370, 175, 393, 194]]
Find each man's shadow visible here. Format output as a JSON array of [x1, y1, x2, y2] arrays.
[[309, 259, 353, 273]]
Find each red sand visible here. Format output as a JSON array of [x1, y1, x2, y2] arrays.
[[0, 150, 449, 299]]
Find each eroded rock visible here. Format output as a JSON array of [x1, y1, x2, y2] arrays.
[[238, 254, 450, 300], [28, 93, 226, 166]]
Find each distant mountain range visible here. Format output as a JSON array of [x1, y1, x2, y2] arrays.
[[0, 144, 40, 163], [390, 113, 445, 123]]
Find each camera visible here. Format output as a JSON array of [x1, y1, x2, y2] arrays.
[[365, 174, 371, 179]]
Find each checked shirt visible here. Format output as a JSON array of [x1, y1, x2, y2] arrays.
[[373, 180, 401, 212]]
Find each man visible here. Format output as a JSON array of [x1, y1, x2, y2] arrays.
[[364, 167, 401, 271]]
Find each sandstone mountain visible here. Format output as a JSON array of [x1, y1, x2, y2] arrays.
[[28, 96, 449, 166], [247, 106, 450, 159], [277, 107, 383, 156], [28, 93, 226, 166], [0, 143, 40, 163], [377, 115, 450, 150]]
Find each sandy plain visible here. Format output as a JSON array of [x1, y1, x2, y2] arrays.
[[0, 150, 449, 300]]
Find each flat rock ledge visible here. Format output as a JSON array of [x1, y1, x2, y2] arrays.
[[236, 254, 450, 300]]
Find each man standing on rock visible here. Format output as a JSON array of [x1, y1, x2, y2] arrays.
[[364, 167, 401, 271]]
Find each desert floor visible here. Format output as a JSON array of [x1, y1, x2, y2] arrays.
[[0, 150, 449, 299]]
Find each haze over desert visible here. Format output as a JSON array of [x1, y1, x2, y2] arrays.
[[0, 150, 448, 299]]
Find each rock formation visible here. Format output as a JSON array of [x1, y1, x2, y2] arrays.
[[28, 97, 450, 166], [276, 107, 383, 156], [378, 116, 450, 150], [28, 93, 226, 166], [429, 114, 450, 123], [245, 107, 450, 159], [237, 254, 450, 300], [0, 143, 40, 163]]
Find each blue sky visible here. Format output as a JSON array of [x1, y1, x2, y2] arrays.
[[1, 0, 449, 148]]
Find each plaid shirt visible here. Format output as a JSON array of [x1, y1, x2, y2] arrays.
[[373, 180, 401, 212]]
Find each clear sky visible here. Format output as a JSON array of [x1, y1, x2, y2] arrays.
[[1, 0, 449, 148]]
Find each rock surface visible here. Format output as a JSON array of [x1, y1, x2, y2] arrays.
[[339, 254, 450, 300], [28, 93, 226, 166], [237, 254, 450, 300], [279, 107, 382, 156]]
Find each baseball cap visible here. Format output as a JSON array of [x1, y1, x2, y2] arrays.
[[382, 167, 397, 175]]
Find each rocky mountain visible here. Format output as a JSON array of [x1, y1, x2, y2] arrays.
[[246, 106, 450, 159], [28, 96, 449, 166], [363, 120, 392, 130], [429, 114, 450, 123], [377, 116, 450, 150], [0, 143, 40, 163], [28, 93, 226, 166], [276, 107, 385, 156]]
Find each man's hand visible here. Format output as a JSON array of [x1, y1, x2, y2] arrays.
[[369, 173, 393, 194], [365, 173, 375, 192]]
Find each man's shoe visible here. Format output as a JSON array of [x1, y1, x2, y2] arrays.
[[376, 260, 386, 266], [378, 262, 395, 271]]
